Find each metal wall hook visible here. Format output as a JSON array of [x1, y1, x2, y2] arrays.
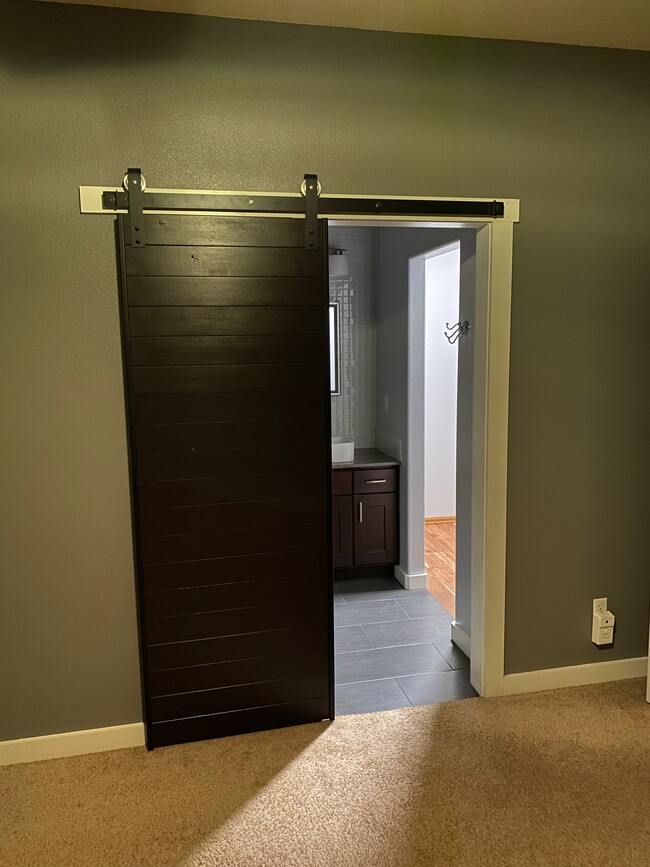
[[444, 320, 471, 344]]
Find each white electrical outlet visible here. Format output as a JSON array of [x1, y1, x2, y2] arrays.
[[383, 395, 389, 413], [593, 597, 608, 615], [592, 599, 615, 645]]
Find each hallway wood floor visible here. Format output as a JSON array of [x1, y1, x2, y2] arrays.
[[425, 520, 456, 616]]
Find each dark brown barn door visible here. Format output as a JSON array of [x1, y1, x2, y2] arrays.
[[116, 214, 333, 748]]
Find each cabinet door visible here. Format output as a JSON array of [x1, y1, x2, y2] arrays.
[[354, 494, 398, 566], [332, 496, 354, 568]]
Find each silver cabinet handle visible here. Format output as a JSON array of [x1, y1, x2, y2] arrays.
[[359, 501, 363, 523], [365, 479, 387, 484]]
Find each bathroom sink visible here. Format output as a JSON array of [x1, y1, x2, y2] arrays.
[[332, 437, 355, 463]]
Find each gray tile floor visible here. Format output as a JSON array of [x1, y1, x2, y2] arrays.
[[334, 577, 478, 715]]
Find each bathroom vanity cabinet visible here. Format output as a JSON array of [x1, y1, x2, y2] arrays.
[[332, 452, 399, 570]]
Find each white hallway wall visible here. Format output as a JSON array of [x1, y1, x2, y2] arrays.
[[376, 227, 475, 637], [425, 246, 461, 518]]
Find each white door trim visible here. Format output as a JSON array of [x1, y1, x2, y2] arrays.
[[333, 215, 515, 698], [469, 220, 513, 697]]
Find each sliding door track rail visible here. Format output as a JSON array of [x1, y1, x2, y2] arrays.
[[80, 169, 518, 238], [101, 189, 505, 218]]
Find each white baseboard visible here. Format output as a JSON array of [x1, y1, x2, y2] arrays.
[[503, 656, 648, 696], [450, 621, 471, 657], [0, 722, 145, 766], [394, 565, 427, 590]]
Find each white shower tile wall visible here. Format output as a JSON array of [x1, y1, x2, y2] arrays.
[[329, 227, 378, 449]]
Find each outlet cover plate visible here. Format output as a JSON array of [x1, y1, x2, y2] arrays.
[[593, 597, 608, 614]]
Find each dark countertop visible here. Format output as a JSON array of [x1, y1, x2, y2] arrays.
[[332, 448, 400, 470]]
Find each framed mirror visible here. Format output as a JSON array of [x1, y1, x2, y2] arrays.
[[329, 302, 340, 395]]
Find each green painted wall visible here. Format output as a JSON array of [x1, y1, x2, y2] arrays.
[[1, 0, 648, 739]]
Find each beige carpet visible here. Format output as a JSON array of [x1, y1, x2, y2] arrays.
[[2, 679, 649, 867]]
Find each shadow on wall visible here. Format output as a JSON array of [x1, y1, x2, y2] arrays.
[[0, 1, 222, 72]]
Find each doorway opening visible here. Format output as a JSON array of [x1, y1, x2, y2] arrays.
[[330, 224, 479, 714]]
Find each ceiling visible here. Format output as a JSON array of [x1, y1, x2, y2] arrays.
[[37, 0, 650, 51]]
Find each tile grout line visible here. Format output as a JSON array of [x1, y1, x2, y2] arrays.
[[358, 623, 376, 648], [338, 638, 464, 655], [393, 677, 414, 707], [339, 591, 429, 604], [396, 668, 464, 683], [342, 597, 427, 605], [335, 617, 411, 628], [336, 665, 455, 686], [336, 675, 407, 687], [395, 600, 414, 619], [428, 643, 454, 672], [335, 642, 440, 657], [429, 636, 470, 666]]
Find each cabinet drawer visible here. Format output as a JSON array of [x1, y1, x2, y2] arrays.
[[353, 468, 397, 494], [332, 470, 353, 496]]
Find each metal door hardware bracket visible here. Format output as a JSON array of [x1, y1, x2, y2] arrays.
[[126, 168, 145, 247], [302, 173, 320, 250], [445, 320, 471, 344]]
